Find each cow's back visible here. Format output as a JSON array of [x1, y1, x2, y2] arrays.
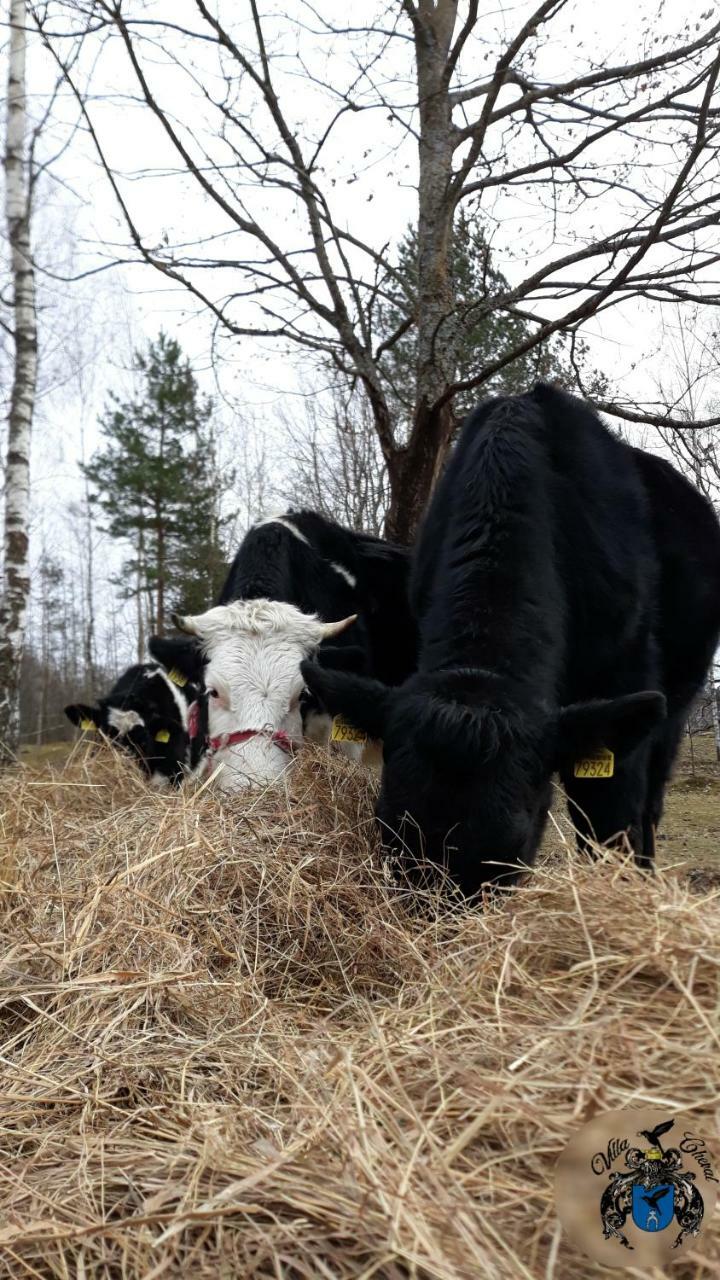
[[536, 383, 659, 702], [632, 448, 720, 711], [411, 392, 565, 693], [218, 517, 357, 618], [411, 383, 659, 702]]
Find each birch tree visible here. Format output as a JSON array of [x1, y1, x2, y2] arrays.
[[0, 0, 37, 761]]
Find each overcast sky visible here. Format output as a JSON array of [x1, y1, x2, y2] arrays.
[[3, 0, 719, 670]]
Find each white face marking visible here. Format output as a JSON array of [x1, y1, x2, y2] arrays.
[[107, 707, 145, 735], [329, 560, 357, 588], [149, 771, 171, 791], [253, 514, 310, 546], [191, 599, 328, 789]]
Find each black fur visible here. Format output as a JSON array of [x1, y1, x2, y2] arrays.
[[302, 384, 720, 896], [65, 663, 204, 787]]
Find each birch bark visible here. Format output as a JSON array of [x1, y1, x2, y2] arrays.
[[0, 0, 37, 761]]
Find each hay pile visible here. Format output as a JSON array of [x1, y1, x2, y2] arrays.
[[0, 743, 718, 1279]]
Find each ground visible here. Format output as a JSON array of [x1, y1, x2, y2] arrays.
[[1, 733, 717, 1278], [656, 732, 720, 872], [535, 732, 720, 873]]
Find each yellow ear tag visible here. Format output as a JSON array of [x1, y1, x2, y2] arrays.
[[573, 747, 614, 779], [155, 728, 171, 743], [331, 714, 367, 745], [80, 718, 96, 732], [167, 667, 187, 688]]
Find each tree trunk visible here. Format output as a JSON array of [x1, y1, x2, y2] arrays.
[[81, 479, 97, 691], [156, 504, 165, 636], [384, 0, 459, 543], [711, 670, 720, 763], [136, 521, 146, 663], [385, 400, 456, 543], [83, 530, 96, 688], [0, 0, 37, 763]]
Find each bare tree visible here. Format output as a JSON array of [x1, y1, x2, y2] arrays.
[[281, 384, 390, 535], [0, 0, 38, 760], [651, 314, 720, 507], [686, 678, 720, 765], [33, 1, 720, 539], [648, 314, 720, 763]]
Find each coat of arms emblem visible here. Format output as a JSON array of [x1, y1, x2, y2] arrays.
[[600, 1119, 704, 1250]]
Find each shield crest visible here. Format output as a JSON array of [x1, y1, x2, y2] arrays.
[[632, 1183, 674, 1232]]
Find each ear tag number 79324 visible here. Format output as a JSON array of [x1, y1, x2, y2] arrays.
[[331, 715, 367, 745], [573, 748, 614, 779]]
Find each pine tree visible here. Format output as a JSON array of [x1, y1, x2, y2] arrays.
[[83, 333, 227, 641], [377, 212, 608, 438]]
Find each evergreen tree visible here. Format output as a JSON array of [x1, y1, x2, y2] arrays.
[[83, 333, 227, 640], [377, 212, 608, 438]]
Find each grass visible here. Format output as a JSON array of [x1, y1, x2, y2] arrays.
[[18, 739, 73, 765], [0, 737, 718, 1278], [541, 732, 720, 875]]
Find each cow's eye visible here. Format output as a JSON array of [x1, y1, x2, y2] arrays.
[[208, 688, 219, 699]]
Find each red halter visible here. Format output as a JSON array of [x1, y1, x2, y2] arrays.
[[206, 727, 296, 758]]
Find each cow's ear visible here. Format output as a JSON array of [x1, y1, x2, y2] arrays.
[[557, 691, 666, 765], [149, 635, 204, 686], [300, 662, 392, 741], [315, 643, 368, 675], [65, 703, 100, 731]]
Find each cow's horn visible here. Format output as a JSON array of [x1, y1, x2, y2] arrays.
[[172, 612, 197, 635], [320, 614, 358, 639]]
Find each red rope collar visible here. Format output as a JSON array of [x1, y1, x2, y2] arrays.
[[206, 727, 296, 757]]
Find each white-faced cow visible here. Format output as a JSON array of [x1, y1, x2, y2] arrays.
[[67, 510, 417, 790], [149, 510, 418, 786], [301, 383, 720, 896], [65, 661, 206, 788], [170, 599, 356, 789]]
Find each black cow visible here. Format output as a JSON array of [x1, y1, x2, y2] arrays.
[[65, 661, 206, 788], [564, 445, 720, 866], [301, 384, 720, 895]]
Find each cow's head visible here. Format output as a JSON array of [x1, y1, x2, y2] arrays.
[[299, 663, 666, 896], [173, 598, 356, 789], [65, 662, 201, 788]]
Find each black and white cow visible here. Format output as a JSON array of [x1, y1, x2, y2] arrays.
[[301, 383, 720, 895], [218, 510, 417, 689], [150, 510, 418, 788], [65, 660, 206, 788]]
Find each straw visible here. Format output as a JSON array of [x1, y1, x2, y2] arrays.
[[0, 741, 718, 1278]]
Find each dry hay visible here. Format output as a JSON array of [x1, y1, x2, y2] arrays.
[[0, 741, 718, 1280]]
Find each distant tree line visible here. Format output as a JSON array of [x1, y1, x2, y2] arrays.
[[17, 332, 232, 744]]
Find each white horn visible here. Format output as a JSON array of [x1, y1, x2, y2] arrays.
[[172, 612, 198, 635], [320, 614, 358, 639]]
